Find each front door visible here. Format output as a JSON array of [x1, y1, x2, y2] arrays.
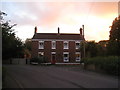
[[51, 54, 56, 64]]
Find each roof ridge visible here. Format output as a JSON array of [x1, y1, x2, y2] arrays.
[[36, 33, 80, 35]]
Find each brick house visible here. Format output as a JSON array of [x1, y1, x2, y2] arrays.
[[32, 27, 84, 64]]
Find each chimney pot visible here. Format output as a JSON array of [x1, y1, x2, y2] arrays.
[[58, 27, 60, 34], [34, 26, 37, 34]]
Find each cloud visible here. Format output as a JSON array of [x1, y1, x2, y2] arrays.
[[1, 2, 118, 42]]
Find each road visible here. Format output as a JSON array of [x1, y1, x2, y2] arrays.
[[3, 65, 118, 88]]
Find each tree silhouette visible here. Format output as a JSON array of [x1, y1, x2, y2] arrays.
[[1, 11, 24, 59], [24, 38, 32, 59], [107, 16, 120, 56], [80, 41, 98, 58]]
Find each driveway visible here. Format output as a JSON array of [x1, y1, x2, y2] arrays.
[[3, 65, 118, 88]]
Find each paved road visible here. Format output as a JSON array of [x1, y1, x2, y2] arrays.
[[3, 65, 118, 88]]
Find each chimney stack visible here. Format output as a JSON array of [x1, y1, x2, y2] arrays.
[[34, 26, 37, 34], [82, 25, 84, 39], [58, 27, 60, 34], [80, 28, 82, 35]]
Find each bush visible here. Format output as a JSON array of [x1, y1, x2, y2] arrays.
[[30, 56, 48, 64], [30, 57, 39, 63], [82, 56, 119, 75]]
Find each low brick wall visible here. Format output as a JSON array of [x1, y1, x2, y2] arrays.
[[12, 58, 25, 64], [84, 64, 105, 73], [84, 64, 95, 71], [3, 58, 30, 65]]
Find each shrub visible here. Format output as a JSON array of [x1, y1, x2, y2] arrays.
[[82, 56, 119, 75], [30, 56, 49, 64], [30, 57, 40, 63]]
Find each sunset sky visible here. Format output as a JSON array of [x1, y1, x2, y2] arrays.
[[1, 0, 119, 42]]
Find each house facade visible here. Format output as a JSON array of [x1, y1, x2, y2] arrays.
[[32, 27, 84, 64]]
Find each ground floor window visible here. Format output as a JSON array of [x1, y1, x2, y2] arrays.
[[38, 52, 44, 57], [63, 52, 69, 62], [75, 52, 81, 62]]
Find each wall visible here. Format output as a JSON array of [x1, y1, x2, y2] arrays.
[[2, 58, 30, 65], [32, 41, 38, 58], [32, 40, 81, 63]]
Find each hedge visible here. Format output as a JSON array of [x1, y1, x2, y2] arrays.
[[30, 56, 48, 64], [82, 56, 120, 75]]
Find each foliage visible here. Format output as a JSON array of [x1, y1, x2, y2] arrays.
[[80, 41, 98, 58], [82, 56, 119, 75], [97, 40, 108, 56], [107, 16, 120, 56], [1, 11, 24, 59], [24, 38, 32, 51], [24, 38, 32, 59], [30, 57, 40, 63], [24, 49, 31, 59], [30, 56, 48, 64]]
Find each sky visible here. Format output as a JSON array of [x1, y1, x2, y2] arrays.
[[1, 0, 119, 42]]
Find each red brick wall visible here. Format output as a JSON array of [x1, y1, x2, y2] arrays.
[[56, 41, 63, 63], [69, 41, 76, 63], [32, 40, 80, 63], [44, 41, 51, 62], [31, 41, 38, 58]]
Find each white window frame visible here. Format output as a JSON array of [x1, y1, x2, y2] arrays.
[[39, 41, 44, 49], [52, 52, 56, 54], [64, 41, 69, 49], [76, 41, 80, 49], [38, 52, 44, 57], [63, 52, 69, 62], [52, 41, 56, 49], [75, 52, 81, 62]]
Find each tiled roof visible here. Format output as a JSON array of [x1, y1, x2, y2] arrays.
[[32, 33, 84, 40]]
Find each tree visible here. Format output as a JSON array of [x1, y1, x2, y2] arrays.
[[97, 40, 108, 56], [80, 41, 98, 58], [107, 16, 120, 56], [24, 38, 32, 51], [1, 11, 24, 59], [24, 38, 32, 59]]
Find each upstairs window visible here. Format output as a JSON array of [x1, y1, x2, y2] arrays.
[[76, 41, 80, 49], [52, 41, 56, 49], [39, 41, 44, 49], [64, 41, 69, 49]]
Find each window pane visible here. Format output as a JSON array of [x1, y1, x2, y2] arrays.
[[63, 53, 69, 62], [52, 41, 56, 49], [75, 52, 80, 61], [76, 43, 80, 49], [64, 41, 68, 49], [38, 52, 44, 57], [39, 41, 44, 49]]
